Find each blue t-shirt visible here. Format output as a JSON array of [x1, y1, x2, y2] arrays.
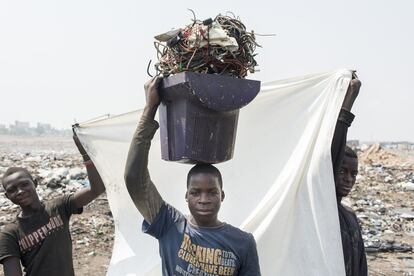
[[143, 203, 261, 276]]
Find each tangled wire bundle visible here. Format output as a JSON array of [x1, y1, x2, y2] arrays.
[[153, 14, 260, 78]]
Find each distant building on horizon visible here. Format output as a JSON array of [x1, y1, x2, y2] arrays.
[[0, 124, 7, 134], [36, 122, 53, 135], [1, 121, 70, 136], [10, 120, 31, 135], [380, 141, 414, 151]]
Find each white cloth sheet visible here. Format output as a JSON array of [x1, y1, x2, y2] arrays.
[[75, 69, 352, 276]]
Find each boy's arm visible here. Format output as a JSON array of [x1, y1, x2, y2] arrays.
[[124, 77, 164, 224], [331, 77, 361, 172], [72, 130, 106, 209], [2, 257, 22, 276]]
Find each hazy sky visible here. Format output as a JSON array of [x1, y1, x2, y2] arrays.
[[0, 0, 412, 142]]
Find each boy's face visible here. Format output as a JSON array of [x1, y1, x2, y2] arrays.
[[335, 156, 358, 198], [3, 171, 39, 208], [186, 173, 224, 226]]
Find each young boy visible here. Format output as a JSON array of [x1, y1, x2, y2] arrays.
[[124, 77, 261, 276], [331, 75, 367, 276], [0, 132, 106, 276]]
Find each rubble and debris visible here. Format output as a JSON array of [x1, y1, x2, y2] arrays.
[[348, 143, 414, 275]]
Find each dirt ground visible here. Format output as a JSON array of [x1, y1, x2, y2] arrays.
[[70, 198, 114, 276], [357, 146, 414, 276]]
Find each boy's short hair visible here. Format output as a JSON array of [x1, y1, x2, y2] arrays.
[[186, 164, 223, 189], [2, 167, 34, 186], [344, 146, 358, 159]]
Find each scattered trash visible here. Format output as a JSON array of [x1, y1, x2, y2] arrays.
[[347, 143, 414, 273], [400, 182, 414, 191]]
